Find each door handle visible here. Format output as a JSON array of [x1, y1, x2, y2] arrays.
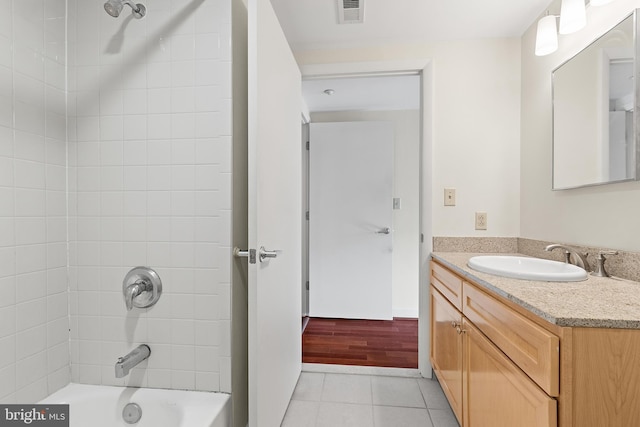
[[233, 247, 256, 264], [376, 227, 391, 235], [259, 246, 279, 262]]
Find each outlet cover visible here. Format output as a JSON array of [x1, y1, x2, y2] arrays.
[[475, 212, 487, 230], [444, 188, 456, 206]]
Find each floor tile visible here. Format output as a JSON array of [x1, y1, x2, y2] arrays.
[[281, 400, 319, 427], [417, 377, 451, 409], [373, 406, 433, 427], [372, 376, 425, 408], [429, 408, 460, 427], [321, 373, 372, 405], [292, 372, 325, 401], [316, 402, 374, 427]]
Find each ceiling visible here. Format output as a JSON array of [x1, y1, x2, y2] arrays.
[[270, 0, 552, 52], [275, 0, 552, 113]]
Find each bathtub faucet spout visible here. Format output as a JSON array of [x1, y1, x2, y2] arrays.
[[115, 344, 150, 378]]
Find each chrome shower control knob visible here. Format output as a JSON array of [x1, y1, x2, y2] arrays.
[[123, 267, 162, 311]]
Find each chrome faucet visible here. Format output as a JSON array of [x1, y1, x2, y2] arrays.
[[544, 244, 590, 271], [591, 250, 618, 277], [115, 344, 151, 378]]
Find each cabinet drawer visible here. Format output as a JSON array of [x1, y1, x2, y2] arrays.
[[463, 282, 559, 396], [431, 261, 463, 310]]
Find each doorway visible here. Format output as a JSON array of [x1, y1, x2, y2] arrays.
[[300, 73, 424, 369]]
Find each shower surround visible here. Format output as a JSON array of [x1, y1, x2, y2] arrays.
[[0, 0, 234, 402]]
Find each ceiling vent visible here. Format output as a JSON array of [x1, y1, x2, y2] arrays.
[[337, 0, 364, 24]]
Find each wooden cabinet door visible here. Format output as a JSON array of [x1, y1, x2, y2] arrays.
[[463, 319, 557, 427], [430, 286, 463, 423]]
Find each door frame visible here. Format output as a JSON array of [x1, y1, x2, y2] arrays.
[[300, 59, 434, 376]]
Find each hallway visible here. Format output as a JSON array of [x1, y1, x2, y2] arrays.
[[281, 372, 459, 427], [302, 318, 418, 368]]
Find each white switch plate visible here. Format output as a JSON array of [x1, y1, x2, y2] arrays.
[[475, 212, 487, 230], [444, 188, 456, 206], [393, 198, 401, 209]]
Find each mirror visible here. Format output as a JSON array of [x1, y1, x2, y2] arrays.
[[552, 12, 639, 190]]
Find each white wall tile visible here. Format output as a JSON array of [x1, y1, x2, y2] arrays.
[[36, 0, 236, 395], [15, 218, 47, 245], [16, 271, 47, 303], [0, 277, 15, 308], [16, 325, 47, 359], [16, 352, 47, 390], [124, 115, 148, 140], [171, 35, 195, 61]]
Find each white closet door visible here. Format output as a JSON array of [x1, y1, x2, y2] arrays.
[[309, 121, 393, 320]]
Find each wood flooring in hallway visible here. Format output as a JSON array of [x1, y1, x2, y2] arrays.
[[302, 317, 418, 369]]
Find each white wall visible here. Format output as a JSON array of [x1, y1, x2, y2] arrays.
[[67, 0, 233, 392], [296, 39, 521, 239], [0, 0, 70, 402], [521, 0, 640, 252], [311, 110, 420, 317]]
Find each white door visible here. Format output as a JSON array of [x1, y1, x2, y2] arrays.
[[309, 121, 393, 320], [248, 0, 302, 425]]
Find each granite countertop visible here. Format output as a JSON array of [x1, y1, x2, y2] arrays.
[[431, 252, 640, 329]]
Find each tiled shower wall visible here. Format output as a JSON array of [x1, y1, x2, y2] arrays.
[[0, 0, 70, 402], [67, 0, 232, 392]]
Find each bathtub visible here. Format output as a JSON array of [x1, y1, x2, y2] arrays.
[[40, 383, 231, 427]]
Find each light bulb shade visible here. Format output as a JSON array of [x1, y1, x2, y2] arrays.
[[535, 15, 559, 56], [559, 0, 586, 34], [590, 0, 614, 6]]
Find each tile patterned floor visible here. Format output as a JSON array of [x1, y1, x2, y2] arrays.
[[281, 372, 460, 427]]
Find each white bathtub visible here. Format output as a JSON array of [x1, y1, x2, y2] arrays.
[[40, 383, 231, 427]]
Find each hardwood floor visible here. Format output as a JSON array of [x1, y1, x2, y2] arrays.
[[302, 317, 418, 369]]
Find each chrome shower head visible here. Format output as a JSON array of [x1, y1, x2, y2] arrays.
[[104, 0, 146, 19], [104, 0, 123, 17]]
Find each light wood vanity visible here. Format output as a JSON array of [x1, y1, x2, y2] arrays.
[[430, 254, 640, 427]]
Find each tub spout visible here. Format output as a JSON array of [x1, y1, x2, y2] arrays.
[[115, 344, 150, 378]]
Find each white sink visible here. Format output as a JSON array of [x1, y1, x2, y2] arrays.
[[467, 255, 588, 282]]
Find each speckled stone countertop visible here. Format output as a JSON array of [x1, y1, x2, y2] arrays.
[[431, 252, 640, 329]]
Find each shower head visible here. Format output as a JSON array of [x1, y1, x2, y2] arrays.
[[104, 0, 146, 19]]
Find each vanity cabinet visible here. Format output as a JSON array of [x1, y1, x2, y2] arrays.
[[430, 257, 640, 427], [431, 260, 557, 427]]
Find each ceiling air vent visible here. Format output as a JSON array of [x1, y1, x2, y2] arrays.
[[337, 0, 364, 24]]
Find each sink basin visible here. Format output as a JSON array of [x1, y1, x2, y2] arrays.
[[467, 256, 587, 282]]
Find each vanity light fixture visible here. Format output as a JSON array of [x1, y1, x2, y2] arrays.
[[535, 0, 617, 56], [559, 0, 586, 34], [535, 14, 559, 56]]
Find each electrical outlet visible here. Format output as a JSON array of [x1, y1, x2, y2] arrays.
[[475, 212, 487, 230], [444, 188, 456, 206]]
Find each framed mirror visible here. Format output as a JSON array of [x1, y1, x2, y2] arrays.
[[552, 11, 639, 190]]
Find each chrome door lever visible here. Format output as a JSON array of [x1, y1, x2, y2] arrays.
[[259, 246, 279, 262], [376, 227, 391, 235], [233, 247, 256, 264]]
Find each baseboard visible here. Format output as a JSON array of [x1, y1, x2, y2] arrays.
[[392, 308, 418, 318]]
